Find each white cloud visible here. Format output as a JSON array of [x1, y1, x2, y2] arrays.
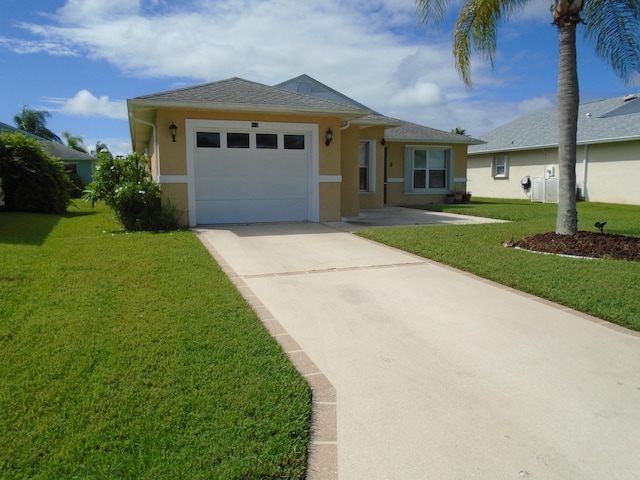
[[45, 90, 127, 119], [517, 96, 555, 115], [4, 0, 626, 143], [388, 82, 445, 108]]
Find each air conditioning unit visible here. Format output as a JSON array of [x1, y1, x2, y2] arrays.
[[545, 165, 556, 178]]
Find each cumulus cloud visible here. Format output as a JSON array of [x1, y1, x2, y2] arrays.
[[388, 82, 445, 108], [518, 96, 555, 115], [45, 90, 127, 119], [0, 0, 583, 139]]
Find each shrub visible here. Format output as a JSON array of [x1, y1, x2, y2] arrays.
[[84, 151, 180, 231], [0, 132, 74, 214]]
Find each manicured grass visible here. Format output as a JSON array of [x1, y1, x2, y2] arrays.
[[357, 198, 640, 331], [0, 203, 311, 479]]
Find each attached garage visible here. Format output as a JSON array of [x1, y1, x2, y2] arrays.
[[185, 119, 319, 225]]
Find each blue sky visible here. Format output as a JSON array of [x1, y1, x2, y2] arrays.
[[0, 0, 637, 156]]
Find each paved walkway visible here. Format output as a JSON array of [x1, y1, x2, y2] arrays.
[[195, 217, 640, 480]]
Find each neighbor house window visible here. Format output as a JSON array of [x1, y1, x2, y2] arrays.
[[493, 155, 508, 178], [359, 141, 375, 192], [227, 132, 250, 148], [405, 147, 451, 191]]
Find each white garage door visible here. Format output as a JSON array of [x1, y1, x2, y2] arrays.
[[192, 127, 311, 224]]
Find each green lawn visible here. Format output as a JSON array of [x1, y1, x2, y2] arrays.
[[0, 203, 311, 479], [357, 198, 640, 331]]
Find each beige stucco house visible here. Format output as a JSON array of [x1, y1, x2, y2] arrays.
[[127, 75, 481, 226], [467, 94, 640, 205]]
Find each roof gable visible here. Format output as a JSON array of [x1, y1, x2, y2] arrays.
[[470, 94, 640, 154], [275, 74, 380, 113]]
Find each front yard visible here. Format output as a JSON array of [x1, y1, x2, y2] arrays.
[[0, 203, 311, 479], [357, 199, 640, 331]]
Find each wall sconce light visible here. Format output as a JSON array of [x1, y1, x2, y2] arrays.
[[169, 122, 178, 142], [380, 138, 386, 146], [325, 128, 333, 146]]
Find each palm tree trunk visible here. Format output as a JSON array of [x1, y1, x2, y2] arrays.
[[556, 22, 579, 235]]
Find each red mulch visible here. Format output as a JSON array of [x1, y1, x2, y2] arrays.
[[507, 231, 640, 262]]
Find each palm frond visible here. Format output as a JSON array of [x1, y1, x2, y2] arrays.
[[415, 0, 452, 27], [453, 0, 532, 86], [582, 0, 640, 82]]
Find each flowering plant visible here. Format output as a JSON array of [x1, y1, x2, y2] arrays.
[[83, 151, 179, 231]]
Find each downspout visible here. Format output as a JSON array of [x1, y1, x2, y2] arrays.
[[128, 112, 159, 182], [582, 144, 588, 201]]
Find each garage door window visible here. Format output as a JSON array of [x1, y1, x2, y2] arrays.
[[197, 132, 220, 148], [256, 133, 278, 149], [284, 134, 305, 150], [227, 133, 250, 148]]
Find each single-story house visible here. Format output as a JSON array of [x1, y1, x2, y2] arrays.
[[467, 94, 640, 205], [0, 121, 97, 186], [127, 74, 482, 227]]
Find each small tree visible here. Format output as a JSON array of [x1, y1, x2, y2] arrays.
[[0, 132, 74, 213], [84, 151, 179, 231]]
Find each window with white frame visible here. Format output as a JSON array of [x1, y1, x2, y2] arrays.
[[493, 154, 508, 178], [405, 147, 451, 191], [359, 141, 375, 192]]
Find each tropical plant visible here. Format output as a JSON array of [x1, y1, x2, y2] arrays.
[[83, 150, 180, 231], [415, 0, 640, 234], [0, 132, 74, 213], [451, 126, 467, 135], [12, 106, 62, 143], [61, 131, 87, 153]]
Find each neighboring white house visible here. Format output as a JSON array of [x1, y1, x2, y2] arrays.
[[467, 94, 640, 205]]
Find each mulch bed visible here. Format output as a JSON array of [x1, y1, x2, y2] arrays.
[[506, 231, 640, 262]]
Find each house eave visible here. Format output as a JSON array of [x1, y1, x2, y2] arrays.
[[468, 135, 640, 155], [127, 99, 369, 120]]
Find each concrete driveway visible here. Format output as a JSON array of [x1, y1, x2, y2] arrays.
[[195, 217, 640, 480]]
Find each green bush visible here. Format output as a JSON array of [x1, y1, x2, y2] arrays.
[[84, 151, 180, 231], [0, 132, 74, 214]]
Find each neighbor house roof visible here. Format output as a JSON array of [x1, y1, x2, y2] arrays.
[[0, 121, 95, 162], [469, 94, 640, 155], [384, 120, 485, 145]]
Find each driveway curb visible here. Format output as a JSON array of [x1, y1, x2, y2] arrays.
[[195, 231, 338, 479]]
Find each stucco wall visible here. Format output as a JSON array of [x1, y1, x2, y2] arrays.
[[386, 142, 470, 205], [160, 182, 189, 227], [146, 108, 344, 224], [359, 126, 386, 210], [468, 140, 640, 205], [340, 125, 360, 218]]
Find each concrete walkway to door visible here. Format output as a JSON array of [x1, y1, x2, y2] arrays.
[[194, 219, 640, 480]]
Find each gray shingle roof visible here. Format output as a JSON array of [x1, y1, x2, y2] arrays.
[[130, 77, 370, 118], [384, 120, 484, 145], [0, 121, 95, 161], [469, 94, 640, 154]]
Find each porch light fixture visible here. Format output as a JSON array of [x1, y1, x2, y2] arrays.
[[380, 138, 386, 146], [325, 128, 333, 146], [169, 122, 178, 142]]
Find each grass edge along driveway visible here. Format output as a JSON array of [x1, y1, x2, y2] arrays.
[[0, 203, 311, 479], [357, 198, 640, 332]]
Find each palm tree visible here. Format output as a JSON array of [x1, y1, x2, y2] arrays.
[[61, 131, 88, 153], [451, 126, 467, 136], [416, 0, 640, 234], [13, 106, 62, 143]]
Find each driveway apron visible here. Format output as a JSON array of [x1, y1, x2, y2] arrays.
[[195, 222, 640, 480]]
